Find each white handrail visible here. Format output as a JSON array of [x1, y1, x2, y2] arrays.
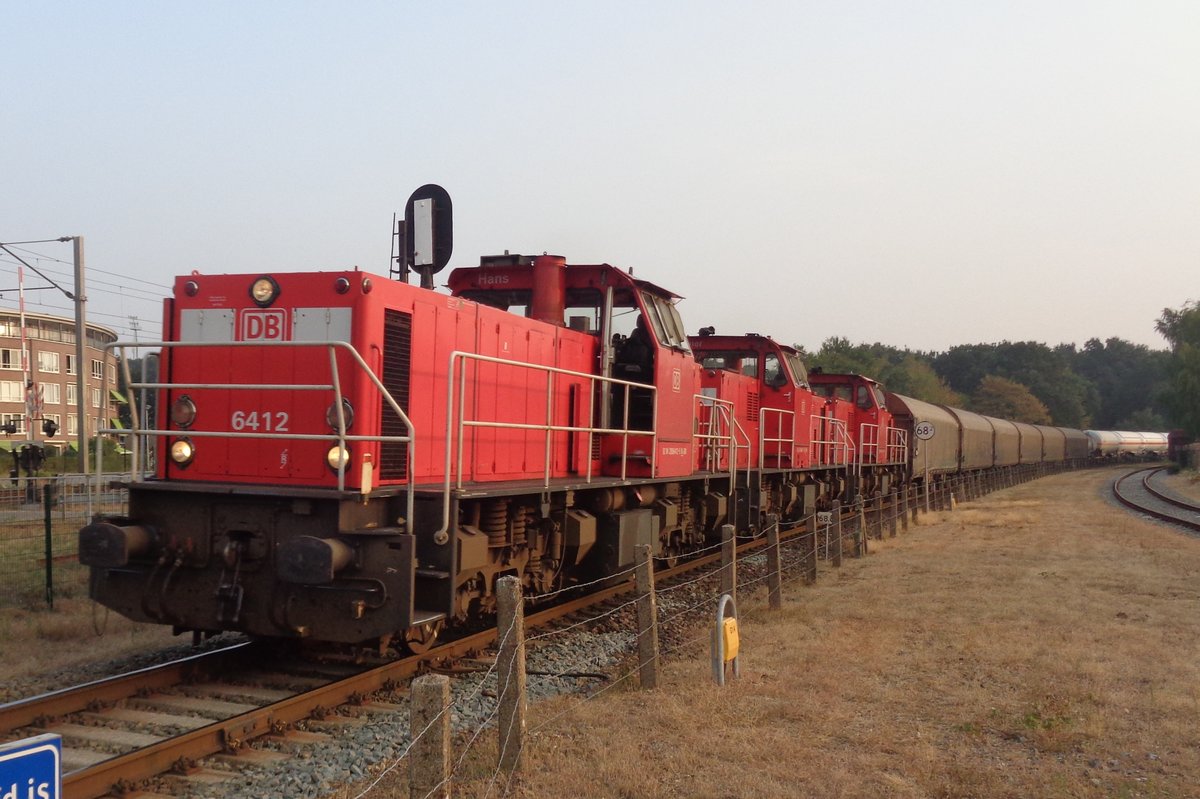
[[97, 339, 415, 531]]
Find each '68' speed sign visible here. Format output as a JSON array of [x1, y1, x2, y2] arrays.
[[914, 421, 936, 440]]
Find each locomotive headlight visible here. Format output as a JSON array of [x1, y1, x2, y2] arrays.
[[170, 438, 195, 466], [326, 399, 354, 431], [249, 275, 280, 307], [170, 395, 197, 428], [326, 445, 350, 472]]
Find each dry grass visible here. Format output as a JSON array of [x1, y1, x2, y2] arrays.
[[1160, 469, 1200, 505], [352, 468, 1200, 799], [0, 596, 183, 698]]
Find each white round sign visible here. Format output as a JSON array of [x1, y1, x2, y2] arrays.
[[914, 421, 936, 440]]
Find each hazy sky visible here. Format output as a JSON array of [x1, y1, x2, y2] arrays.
[[2, 2, 1196, 353]]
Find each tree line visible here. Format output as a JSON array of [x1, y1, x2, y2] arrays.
[[803, 326, 1181, 432]]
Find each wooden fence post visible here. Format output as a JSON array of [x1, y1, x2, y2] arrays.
[[635, 544, 660, 689], [831, 502, 843, 567], [766, 515, 782, 610], [410, 674, 451, 799], [900, 485, 910, 532], [496, 576, 526, 778]]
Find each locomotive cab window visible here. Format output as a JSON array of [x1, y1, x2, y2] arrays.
[[856, 385, 876, 410], [763, 353, 788, 388]]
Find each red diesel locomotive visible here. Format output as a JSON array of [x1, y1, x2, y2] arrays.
[[78, 188, 906, 651]]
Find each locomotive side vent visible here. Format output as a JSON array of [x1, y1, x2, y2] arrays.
[[746, 390, 760, 422], [380, 309, 413, 480]]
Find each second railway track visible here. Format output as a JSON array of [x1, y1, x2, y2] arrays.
[[1111, 467, 1200, 534]]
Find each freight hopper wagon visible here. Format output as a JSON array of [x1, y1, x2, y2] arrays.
[[79, 247, 752, 652]]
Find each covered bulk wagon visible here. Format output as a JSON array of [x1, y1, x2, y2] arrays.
[[986, 417, 1020, 467], [1059, 428, 1089, 461], [1035, 425, 1066, 462], [943, 406, 994, 470], [1013, 421, 1043, 464], [885, 393, 961, 476]]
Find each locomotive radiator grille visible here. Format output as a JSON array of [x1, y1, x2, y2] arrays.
[[380, 309, 413, 479]]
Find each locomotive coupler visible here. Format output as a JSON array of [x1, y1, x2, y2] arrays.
[[215, 540, 246, 624]]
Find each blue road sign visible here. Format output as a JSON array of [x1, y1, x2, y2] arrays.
[[0, 734, 61, 799]]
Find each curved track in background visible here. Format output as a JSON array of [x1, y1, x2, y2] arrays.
[[1111, 467, 1200, 534]]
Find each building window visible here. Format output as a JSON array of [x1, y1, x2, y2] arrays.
[[0, 381, 22, 403], [38, 351, 60, 373], [1, 413, 25, 434], [108, 364, 116, 383], [65, 354, 76, 375], [67, 414, 78, 436], [43, 383, 61, 404], [66, 383, 77, 405], [91, 387, 102, 409], [1, 349, 23, 371], [91, 359, 104, 379]]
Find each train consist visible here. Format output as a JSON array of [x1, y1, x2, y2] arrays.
[[78, 187, 1165, 651]]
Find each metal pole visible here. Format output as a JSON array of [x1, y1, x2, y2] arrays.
[[73, 237, 88, 474]]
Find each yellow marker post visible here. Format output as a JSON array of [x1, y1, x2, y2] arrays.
[[712, 593, 740, 686]]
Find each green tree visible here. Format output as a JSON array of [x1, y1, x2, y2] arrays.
[[934, 342, 1091, 427], [969, 375, 1052, 424], [1067, 337, 1169, 428], [807, 338, 961, 405], [1156, 301, 1200, 436]]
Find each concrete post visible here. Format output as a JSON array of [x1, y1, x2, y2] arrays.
[[496, 576, 526, 778], [766, 515, 782, 610], [831, 502, 843, 567], [721, 524, 736, 601], [888, 490, 898, 537], [805, 514, 818, 584], [410, 674, 452, 799], [634, 544, 660, 689]]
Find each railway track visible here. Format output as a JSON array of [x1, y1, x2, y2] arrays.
[[1, 521, 771, 798], [1111, 467, 1200, 533]]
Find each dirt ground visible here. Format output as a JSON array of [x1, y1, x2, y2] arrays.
[[356, 467, 1200, 799]]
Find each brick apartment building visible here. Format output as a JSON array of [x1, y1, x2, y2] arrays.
[[0, 309, 121, 449]]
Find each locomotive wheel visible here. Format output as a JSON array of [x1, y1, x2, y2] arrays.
[[656, 546, 680, 569], [401, 620, 444, 655]]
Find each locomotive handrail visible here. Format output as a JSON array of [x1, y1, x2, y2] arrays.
[[693, 395, 744, 493], [809, 413, 854, 468], [759, 407, 797, 470], [438, 351, 662, 537], [96, 339, 415, 532], [887, 425, 909, 465]]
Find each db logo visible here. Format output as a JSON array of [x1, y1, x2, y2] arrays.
[[240, 310, 287, 341]]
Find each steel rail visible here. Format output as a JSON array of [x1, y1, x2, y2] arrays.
[[0, 642, 256, 736]]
